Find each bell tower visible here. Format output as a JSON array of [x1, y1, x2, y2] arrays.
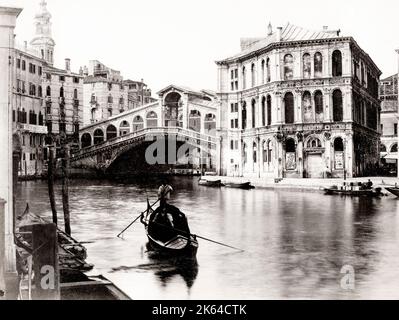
[[30, 0, 55, 66]]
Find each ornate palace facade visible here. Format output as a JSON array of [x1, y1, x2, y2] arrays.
[[216, 24, 381, 179]]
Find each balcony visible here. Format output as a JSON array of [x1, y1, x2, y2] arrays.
[[19, 124, 48, 135]]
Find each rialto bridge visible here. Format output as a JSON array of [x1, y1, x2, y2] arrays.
[[70, 85, 219, 174]]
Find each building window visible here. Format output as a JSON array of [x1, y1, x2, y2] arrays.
[[38, 86, 42, 97], [243, 144, 248, 164], [106, 125, 118, 140], [74, 89, 78, 100], [266, 58, 271, 83], [284, 92, 295, 124], [16, 59, 21, 69], [133, 116, 144, 131], [395, 123, 398, 136], [334, 137, 344, 152], [332, 50, 342, 77], [59, 122, 66, 133], [267, 95, 272, 126], [314, 90, 324, 122], [391, 144, 398, 153], [242, 102, 247, 130], [381, 144, 387, 153], [60, 87, 64, 98], [284, 54, 294, 80], [242, 66, 247, 89], [38, 66, 42, 76], [230, 68, 238, 91], [46, 86, 51, 97], [146, 111, 158, 128], [263, 140, 273, 164], [73, 77, 79, 84], [108, 95, 113, 104], [81, 133, 92, 148], [261, 97, 266, 127], [46, 73, 51, 80], [307, 137, 322, 148], [253, 142, 257, 164], [22, 60, 26, 71], [314, 52, 323, 78], [59, 75, 65, 82], [333, 89, 343, 122], [303, 53, 311, 79], [261, 60, 265, 84], [251, 63, 256, 87], [189, 110, 201, 132], [251, 99, 256, 128], [302, 91, 313, 123]]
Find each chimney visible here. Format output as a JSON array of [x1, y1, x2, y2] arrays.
[[323, 26, 328, 31], [267, 22, 273, 36], [277, 27, 283, 42], [79, 66, 83, 75], [65, 58, 71, 72], [83, 66, 89, 76]]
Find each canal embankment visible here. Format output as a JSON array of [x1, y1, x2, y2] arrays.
[[203, 176, 399, 192]]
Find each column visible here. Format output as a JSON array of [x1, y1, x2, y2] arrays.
[[0, 6, 22, 299]]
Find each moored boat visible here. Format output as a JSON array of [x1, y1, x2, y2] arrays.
[[141, 202, 198, 258], [198, 179, 222, 187], [323, 181, 382, 197], [224, 182, 254, 190], [385, 187, 399, 197]]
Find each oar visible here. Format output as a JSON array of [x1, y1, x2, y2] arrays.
[[117, 199, 160, 238], [150, 220, 244, 252]]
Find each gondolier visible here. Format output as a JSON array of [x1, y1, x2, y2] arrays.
[[158, 180, 173, 207]]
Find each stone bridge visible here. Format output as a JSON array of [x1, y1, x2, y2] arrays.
[[71, 85, 219, 174]]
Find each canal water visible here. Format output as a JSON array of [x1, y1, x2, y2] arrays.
[[16, 177, 399, 300]]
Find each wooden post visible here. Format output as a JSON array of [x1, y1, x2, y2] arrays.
[[61, 144, 71, 236], [32, 223, 60, 300], [48, 145, 57, 225]]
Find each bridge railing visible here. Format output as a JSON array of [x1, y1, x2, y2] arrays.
[[72, 127, 217, 159]]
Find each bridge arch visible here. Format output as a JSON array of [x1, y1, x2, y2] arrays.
[[119, 120, 131, 136], [133, 115, 144, 132], [164, 92, 182, 127], [189, 110, 201, 132], [81, 133, 92, 149], [204, 113, 216, 135], [93, 129, 104, 145], [146, 111, 158, 128], [106, 124, 118, 140]]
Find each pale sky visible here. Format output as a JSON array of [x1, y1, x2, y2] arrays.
[[2, 0, 399, 94]]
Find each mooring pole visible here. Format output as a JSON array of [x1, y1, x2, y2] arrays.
[[32, 223, 60, 300], [61, 144, 71, 236], [48, 144, 58, 225]]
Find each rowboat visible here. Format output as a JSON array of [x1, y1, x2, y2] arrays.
[[141, 202, 198, 258], [385, 187, 399, 197], [224, 182, 255, 190], [323, 186, 382, 197], [198, 179, 222, 187]]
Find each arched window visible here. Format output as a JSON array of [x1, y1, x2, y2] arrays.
[[243, 143, 248, 164], [60, 87, 64, 98], [146, 111, 158, 128], [284, 92, 295, 124], [204, 114, 216, 134], [381, 144, 387, 153], [284, 54, 294, 80], [74, 89, 78, 100], [251, 63, 256, 87], [133, 116, 144, 131], [242, 66, 247, 89], [189, 110, 201, 132], [93, 129, 104, 145], [46, 86, 51, 97], [106, 125, 117, 140], [267, 95, 272, 126], [333, 89, 343, 122], [332, 50, 342, 77], [314, 91, 324, 122], [334, 137, 344, 152], [263, 140, 273, 166], [285, 138, 297, 170], [81, 133, 92, 148], [119, 120, 131, 136], [302, 91, 313, 123], [91, 108, 96, 122], [38, 86, 42, 98], [253, 142, 257, 164], [307, 137, 322, 148], [314, 52, 323, 77], [266, 58, 271, 83], [251, 99, 256, 128], [303, 53, 311, 79], [391, 144, 398, 153], [261, 60, 265, 85], [261, 97, 266, 127], [242, 102, 247, 129]]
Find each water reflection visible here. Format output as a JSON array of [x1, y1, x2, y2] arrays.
[[15, 178, 399, 299]]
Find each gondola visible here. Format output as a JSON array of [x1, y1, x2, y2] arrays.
[[141, 201, 198, 258], [385, 187, 399, 197], [198, 179, 223, 187], [223, 182, 254, 190]]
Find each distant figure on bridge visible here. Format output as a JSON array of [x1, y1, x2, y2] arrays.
[[158, 179, 173, 207]]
